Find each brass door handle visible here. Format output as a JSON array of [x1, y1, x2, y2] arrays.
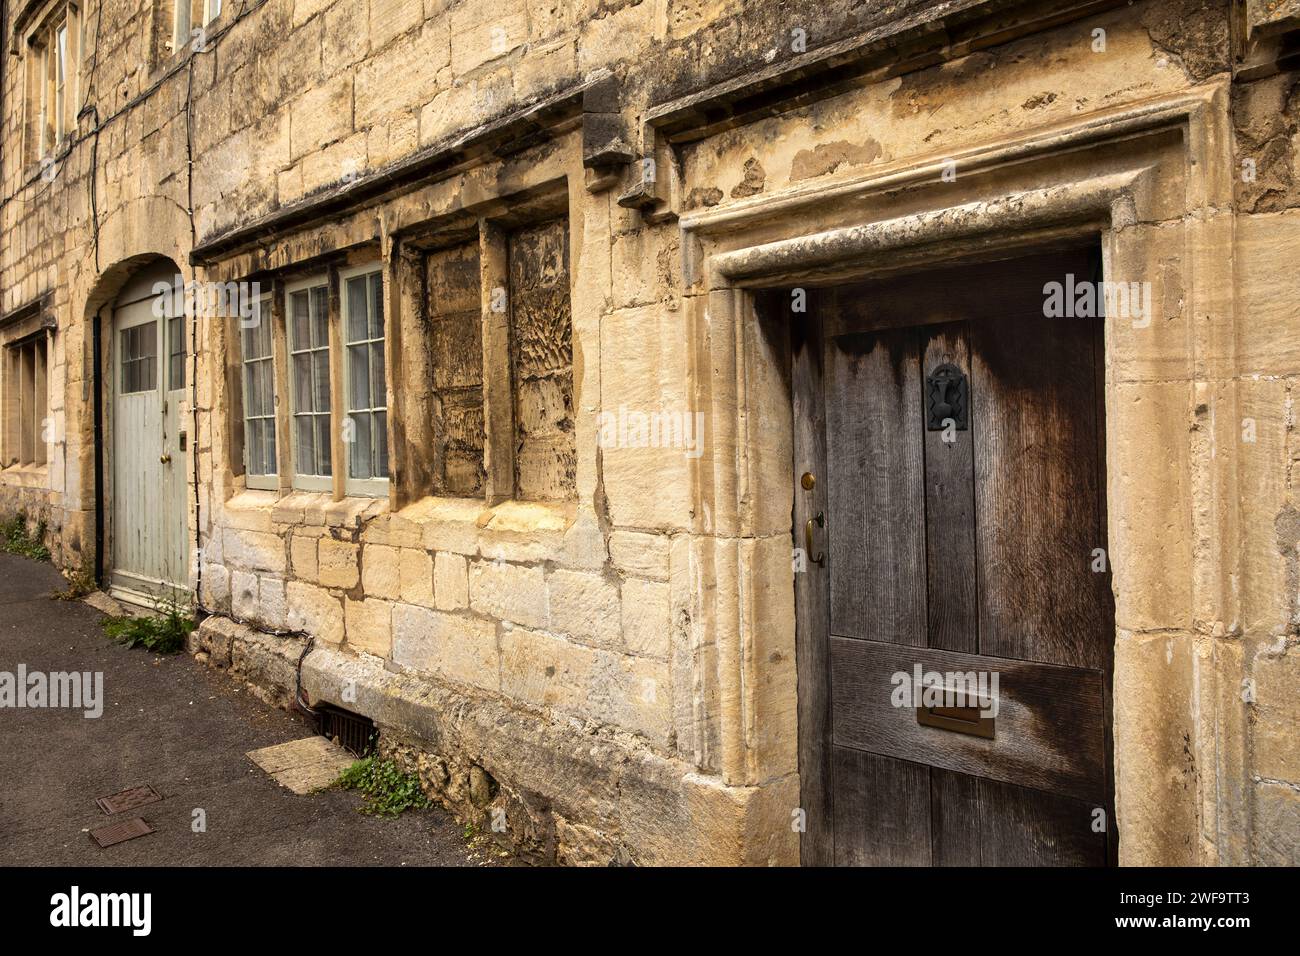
[[160, 454, 172, 464], [804, 511, 825, 566]]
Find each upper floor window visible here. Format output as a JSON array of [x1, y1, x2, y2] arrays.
[[173, 0, 222, 52], [25, 3, 80, 163]]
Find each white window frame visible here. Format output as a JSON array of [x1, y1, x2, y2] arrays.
[[240, 292, 277, 491], [339, 262, 389, 498], [285, 275, 333, 493], [175, 0, 221, 52], [172, 0, 190, 52]]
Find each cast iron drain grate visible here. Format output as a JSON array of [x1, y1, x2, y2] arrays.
[[95, 785, 163, 815], [89, 817, 155, 848], [316, 703, 377, 757]]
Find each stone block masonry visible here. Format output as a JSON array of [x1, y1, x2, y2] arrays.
[[2, 0, 1298, 865]]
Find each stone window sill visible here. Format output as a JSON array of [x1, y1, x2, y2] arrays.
[[0, 463, 50, 488], [226, 487, 387, 529], [223, 485, 575, 541], [401, 495, 575, 536]]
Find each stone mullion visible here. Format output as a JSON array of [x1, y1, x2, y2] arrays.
[[478, 219, 514, 505], [270, 277, 292, 492]]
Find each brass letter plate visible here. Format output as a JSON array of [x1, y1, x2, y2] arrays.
[[916, 696, 995, 739]]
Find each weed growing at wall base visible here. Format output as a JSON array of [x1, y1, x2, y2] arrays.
[[102, 606, 195, 654], [0, 513, 50, 562], [336, 755, 430, 817]]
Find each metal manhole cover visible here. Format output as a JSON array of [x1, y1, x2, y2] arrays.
[[95, 785, 163, 815], [89, 817, 155, 848]]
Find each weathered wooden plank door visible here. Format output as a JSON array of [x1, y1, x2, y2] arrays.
[[791, 248, 1115, 866], [111, 265, 190, 602]]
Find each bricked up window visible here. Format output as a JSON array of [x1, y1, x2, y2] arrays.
[[419, 215, 575, 505], [507, 219, 575, 501], [426, 242, 485, 497]]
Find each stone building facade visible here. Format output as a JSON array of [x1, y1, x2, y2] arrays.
[[1, 0, 1298, 864]]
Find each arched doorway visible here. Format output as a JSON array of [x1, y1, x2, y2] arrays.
[[108, 260, 189, 603]]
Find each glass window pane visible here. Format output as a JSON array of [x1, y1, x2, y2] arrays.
[[243, 363, 260, 417], [370, 342, 386, 409], [348, 343, 369, 410], [312, 350, 331, 412], [257, 305, 273, 356], [243, 306, 271, 360], [292, 352, 312, 412], [346, 277, 368, 343], [291, 291, 310, 347], [169, 317, 185, 390], [375, 410, 388, 478], [311, 286, 329, 348], [259, 360, 275, 417], [315, 416, 333, 476], [350, 412, 372, 480], [260, 420, 275, 476], [248, 420, 264, 473], [120, 332, 132, 389], [263, 418, 277, 475], [296, 417, 315, 475], [369, 273, 384, 339]]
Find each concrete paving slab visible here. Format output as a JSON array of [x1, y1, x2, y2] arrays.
[[248, 736, 356, 793]]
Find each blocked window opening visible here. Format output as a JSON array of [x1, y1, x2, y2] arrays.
[[427, 242, 485, 497], [507, 218, 575, 501]]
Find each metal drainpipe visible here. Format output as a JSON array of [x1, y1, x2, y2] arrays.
[[93, 307, 104, 585]]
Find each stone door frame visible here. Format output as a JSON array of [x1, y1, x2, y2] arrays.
[[677, 81, 1241, 865]]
